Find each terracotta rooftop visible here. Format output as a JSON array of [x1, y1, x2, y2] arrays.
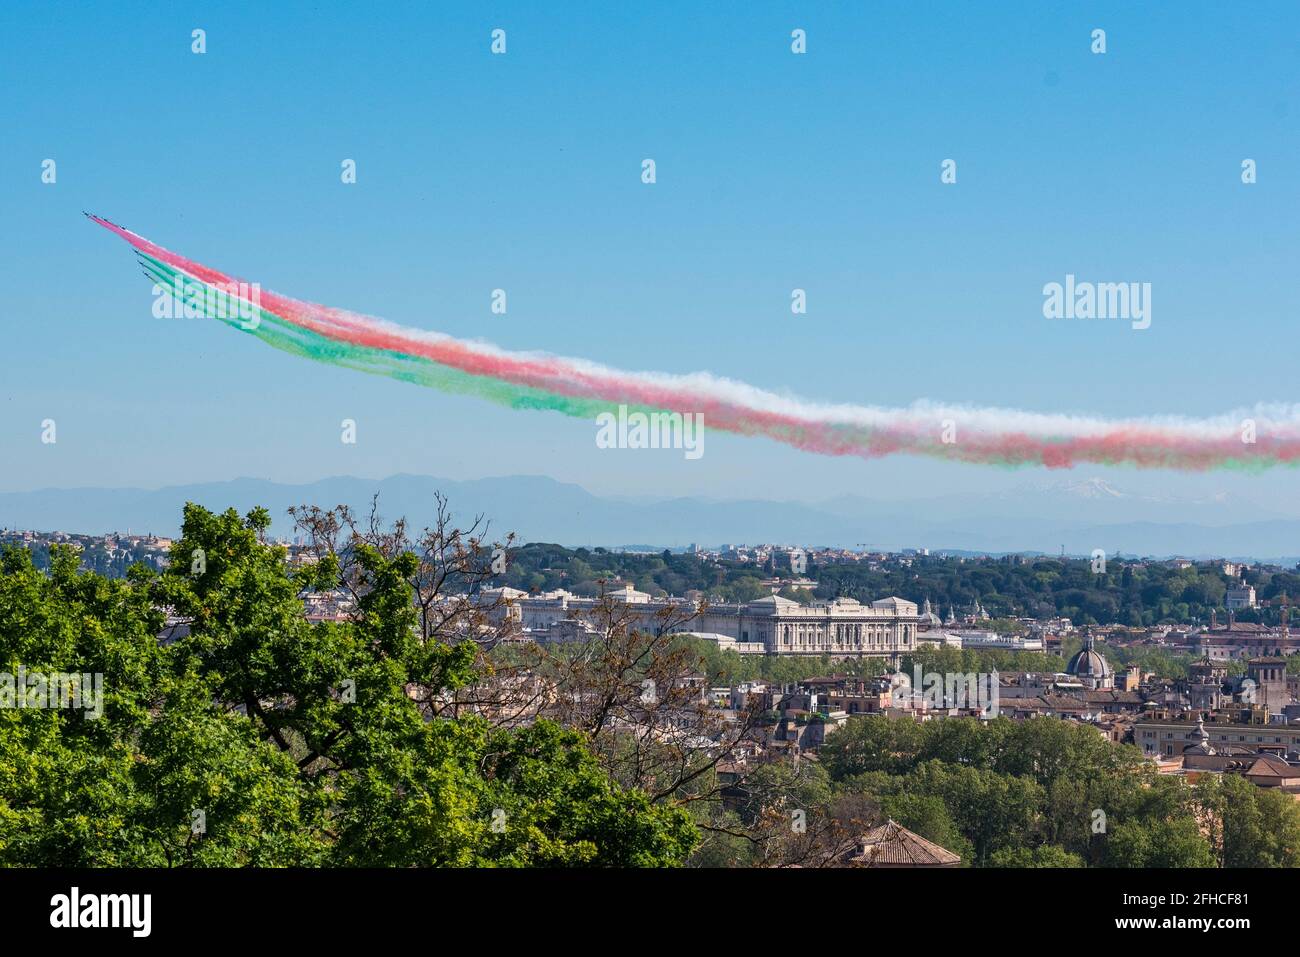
[[1245, 755, 1300, 779], [845, 820, 962, 867], [1082, 690, 1145, 704]]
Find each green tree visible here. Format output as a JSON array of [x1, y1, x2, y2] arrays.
[[821, 714, 925, 778], [879, 792, 973, 864], [1213, 773, 1300, 868], [906, 761, 1044, 865], [1102, 817, 1214, 868], [0, 504, 696, 867], [988, 845, 1083, 868]]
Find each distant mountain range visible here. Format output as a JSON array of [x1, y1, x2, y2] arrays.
[[0, 474, 1295, 563]]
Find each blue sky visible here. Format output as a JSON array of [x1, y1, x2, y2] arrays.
[[2, 1, 1298, 516]]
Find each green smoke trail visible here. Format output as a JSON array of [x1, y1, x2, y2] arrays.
[[138, 253, 664, 421]]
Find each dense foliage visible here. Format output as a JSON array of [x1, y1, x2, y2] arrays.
[[0, 505, 695, 866], [803, 714, 1300, 867]]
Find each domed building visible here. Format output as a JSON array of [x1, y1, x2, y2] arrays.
[[1182, 716, 1215, 756], [918, 597, 943, 631], [1066, 634, 1114, 690]]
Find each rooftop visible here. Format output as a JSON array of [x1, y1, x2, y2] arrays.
[[844, 820, 962, 867]]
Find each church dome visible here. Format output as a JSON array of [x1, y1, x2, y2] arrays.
[[918, 598, 943, 628], [1066, 636, 1112, 679]]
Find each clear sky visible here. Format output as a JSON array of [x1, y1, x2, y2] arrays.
[[2, 1, 1298, 515]]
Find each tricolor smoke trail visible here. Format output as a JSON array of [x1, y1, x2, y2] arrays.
[[90, 214, 1300, 471]]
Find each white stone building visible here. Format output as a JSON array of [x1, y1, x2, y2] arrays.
[[483, 588, 919, 659]]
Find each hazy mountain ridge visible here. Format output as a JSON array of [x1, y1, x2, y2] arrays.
[[0, 474, 1293, 562]]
